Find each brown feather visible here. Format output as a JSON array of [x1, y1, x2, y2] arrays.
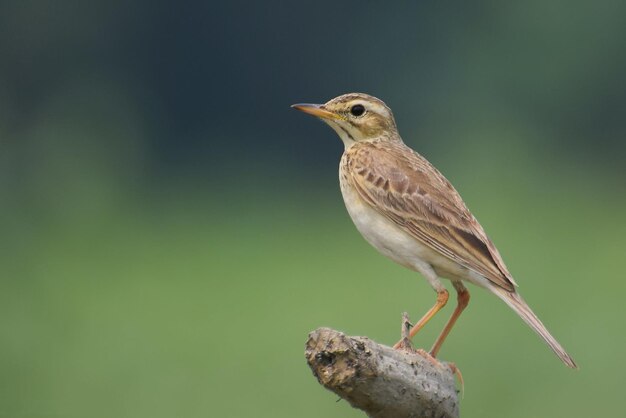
[[344, 140, 516, 291]]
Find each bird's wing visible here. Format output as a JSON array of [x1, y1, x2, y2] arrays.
[[345, 141, 516, 291]]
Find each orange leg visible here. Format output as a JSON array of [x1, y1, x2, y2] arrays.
[[429, 282, 470, 357], [393, 289, 449, 349]]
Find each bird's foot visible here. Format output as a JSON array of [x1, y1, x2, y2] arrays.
[[419, 351, 464, 396], [414, 348, 442, 367], [447, 362, 465, 398], [394, 312, 462, 393], [394, 338, 412, 350]]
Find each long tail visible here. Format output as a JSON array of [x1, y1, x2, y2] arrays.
[[490, 286, 577, 369]]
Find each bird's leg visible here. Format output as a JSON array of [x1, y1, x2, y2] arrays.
[[429, 282, 470, 357], [393, 289, 449, 349]]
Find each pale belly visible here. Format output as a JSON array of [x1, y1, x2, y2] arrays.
[[339, 175, 473, 283]]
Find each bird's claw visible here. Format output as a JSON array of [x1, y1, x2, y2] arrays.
[[447, 362, 465, 399]]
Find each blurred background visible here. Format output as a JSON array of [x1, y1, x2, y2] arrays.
[[1, 1, 625, 417]]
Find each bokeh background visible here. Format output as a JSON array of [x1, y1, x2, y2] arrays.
[[1, 1, 625, 417]]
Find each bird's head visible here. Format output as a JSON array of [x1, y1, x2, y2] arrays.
[[292, 93, 399, 148]]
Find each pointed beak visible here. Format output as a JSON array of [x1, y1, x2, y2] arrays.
[[291, 103, 342, 120]]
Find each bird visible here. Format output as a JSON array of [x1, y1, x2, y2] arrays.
[[291, 93, 577, 368]]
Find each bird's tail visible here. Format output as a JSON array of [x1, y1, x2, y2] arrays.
[[490, 286, 577, 369]]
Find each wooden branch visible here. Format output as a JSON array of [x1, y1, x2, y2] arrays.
[[305, 327, 459, 418]]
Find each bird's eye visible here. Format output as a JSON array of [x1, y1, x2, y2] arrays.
[[350, 104, 365, 117]]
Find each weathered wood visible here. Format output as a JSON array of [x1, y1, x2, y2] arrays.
[[305, 327, 459, 418]]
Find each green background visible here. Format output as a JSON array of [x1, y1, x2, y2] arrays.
[[1, 1, 625, 417]]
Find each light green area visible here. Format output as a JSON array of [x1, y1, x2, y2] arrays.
[[1, 154, 624, 417]]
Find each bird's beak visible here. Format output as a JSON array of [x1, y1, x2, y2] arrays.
[[291, 103, 342, 120]]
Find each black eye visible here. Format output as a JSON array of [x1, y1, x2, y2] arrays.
[[350, 104, 365, 117]]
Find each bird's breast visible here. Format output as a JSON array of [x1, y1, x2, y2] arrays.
[[338, 160, 470, 280]]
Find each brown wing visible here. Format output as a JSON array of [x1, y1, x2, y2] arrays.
[[345, 140, 516, 291]]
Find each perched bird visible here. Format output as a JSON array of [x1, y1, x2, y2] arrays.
[[292, 93, 577, 368]]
